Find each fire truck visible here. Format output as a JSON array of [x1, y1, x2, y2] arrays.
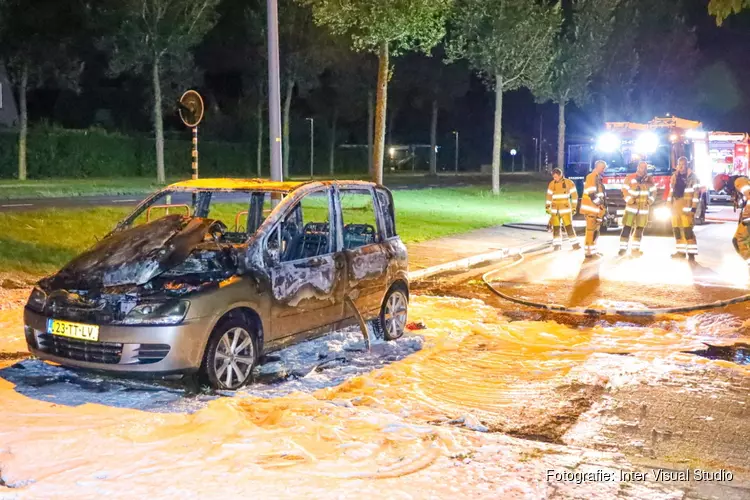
[[588, 116, 712, 231], [708, 132, 750, 202]]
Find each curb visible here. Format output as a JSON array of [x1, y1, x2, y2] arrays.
[[408, 241, 551, 282]]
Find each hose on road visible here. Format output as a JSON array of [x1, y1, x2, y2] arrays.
[[482, 249, 750, 317]]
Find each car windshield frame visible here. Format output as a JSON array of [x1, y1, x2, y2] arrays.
[[113, 187, 292, 242]]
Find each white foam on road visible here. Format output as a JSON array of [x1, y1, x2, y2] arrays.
[[0, 326, 423, 413]]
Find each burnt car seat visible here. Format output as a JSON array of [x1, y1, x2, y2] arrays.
[[343, 224, 376, 249], [284, 222, 329, 261]]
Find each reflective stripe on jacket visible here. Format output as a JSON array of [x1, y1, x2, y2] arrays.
[[580, 172, 605, 217], [546, 178, 578, 214], [622, 173, 655, 215], [735, 176, 750, 225], [668, 172, 700, 213]]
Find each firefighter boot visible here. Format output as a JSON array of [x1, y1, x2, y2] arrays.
[[552, 226, 562, 251], [565, 225, 581, 250], [685, 228, 698, 263], [618, 226, 632, 256], [631, 227, 644, 257], [671, 228, 687, 259]]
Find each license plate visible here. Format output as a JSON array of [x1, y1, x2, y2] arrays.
[[47, 319, 99, 342]]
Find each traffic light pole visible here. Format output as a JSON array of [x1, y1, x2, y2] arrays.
[[192, 126, 198, 180]]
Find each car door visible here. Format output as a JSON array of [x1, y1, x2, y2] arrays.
[[267, 187, 348, 340], [337, 186, 389, 317]]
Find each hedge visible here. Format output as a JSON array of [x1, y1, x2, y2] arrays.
[[0, 128, 255, 179]]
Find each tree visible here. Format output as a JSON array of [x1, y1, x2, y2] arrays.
[[592, 0, 699, 123], [300, 0, 453, 184], [397, 48, 469, 175], [449, 0, 560, 194], [315, 50, 377, 176], [0, 0, 86, 180], [103, 0, 219, 183], [590, 0, 639, 122], [536, 0, 618, 171], [278, 0, 336, 178], [709, 0, 750, 24]]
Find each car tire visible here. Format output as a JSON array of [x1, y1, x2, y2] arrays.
[[373, 285, 409, 341], [202, 317, 258, 390]]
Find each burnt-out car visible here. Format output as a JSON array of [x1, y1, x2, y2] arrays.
[[23, 179, 409, 389]]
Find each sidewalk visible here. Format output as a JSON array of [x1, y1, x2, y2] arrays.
[[406, 224, 549, 273]]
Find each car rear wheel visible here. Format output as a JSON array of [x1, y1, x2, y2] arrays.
[[203, 318, 258, 390], [375, 286, 408, 341]]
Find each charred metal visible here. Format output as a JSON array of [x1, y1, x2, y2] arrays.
[[24, 179, 409, 390]]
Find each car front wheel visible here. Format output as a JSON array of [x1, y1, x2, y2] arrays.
[[377, 286, 408, 341], [203, 318, 258, 390]]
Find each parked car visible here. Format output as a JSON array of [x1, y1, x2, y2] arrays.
[[23, 179, 409, 390]]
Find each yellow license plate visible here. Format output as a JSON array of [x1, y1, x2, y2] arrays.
[[47, 319, 99, 342]]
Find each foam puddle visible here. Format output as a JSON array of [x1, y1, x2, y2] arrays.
[[0, 295, 748, 498]]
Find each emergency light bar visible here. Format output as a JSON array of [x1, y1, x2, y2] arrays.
[[596, 133, 621, 152], [634, 132, 659, 153]]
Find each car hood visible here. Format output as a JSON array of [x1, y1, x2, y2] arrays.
[[44, 215, 222, 290]]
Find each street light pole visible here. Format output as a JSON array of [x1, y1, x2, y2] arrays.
[[453, 131, 459, 174], [267, 0, 283, 182], [306, 117, 314, 179]]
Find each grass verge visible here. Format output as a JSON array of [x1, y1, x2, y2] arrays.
[[0, 172, 543, 200], [0, 185, 544, 277]]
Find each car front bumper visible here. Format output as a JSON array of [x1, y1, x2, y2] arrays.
[[24, 308, 212, 374]]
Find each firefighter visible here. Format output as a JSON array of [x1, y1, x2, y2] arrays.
[[713, 173, 750, 266], [667, 156, 700, 261], [618, 161, 656, 257], [546, 168, 581, 251], [579, 160, 607, 258]]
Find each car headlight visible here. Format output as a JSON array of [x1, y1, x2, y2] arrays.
[[121, 300, 190, 326], [26, 287, 47, 312], [654, 206, 671, 221]]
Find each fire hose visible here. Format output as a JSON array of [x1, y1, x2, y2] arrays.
[[482, 248, 750, 317]]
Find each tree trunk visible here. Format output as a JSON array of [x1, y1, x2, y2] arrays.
[[256, 93, 264, 178], [373, 41, 389, 185], [429, 99, 438, 176], [152, 58, 166, 184], [491, 75, 503, 195], [17, 63, 28, 181], [367, 90, 374, 177], [329, 106, 338, 176], [557, 100, 566, 171], [282, 78, 294, 178]]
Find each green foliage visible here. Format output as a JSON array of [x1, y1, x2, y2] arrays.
[[0, 0, 85, 89], [448, 0, 561, 91], [299, 0, 452, 56], [594, 0, 699, 122], [536, 0, 618, 107], [280, 0, 339, 93], [0, 129, 252, 179], [104, 0, 220, 76], [708, 0, 750, 24]]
